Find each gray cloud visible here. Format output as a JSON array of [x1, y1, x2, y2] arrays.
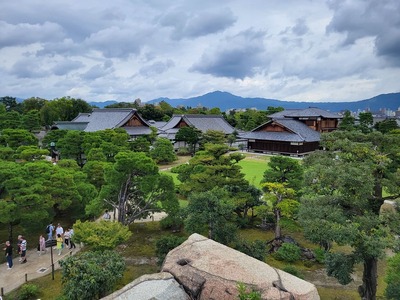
[[139, 60, 175, 77], [84, 26, 153, 58], [190, 29, 268, 79], [10, 58, 50, 78], [0, 21, 65, 48], [80, 60, 114, 80], [292, 18, 309, 36], [52, 59, 84, 76], [327, 0, 400, 64], [158, 8, 237, 40]]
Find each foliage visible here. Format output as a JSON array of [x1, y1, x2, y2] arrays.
[[299, 130, 400, 299], [199, 129, 226, 148], [325, 252, 355, 285], [374, 118, 399, 134], [150, 137, 177, 164], [338, 110, 355, 131], [385, 253, 400, 299], [282, 265, 304, 279], [185, 187, 237, 244], [130, 136, 150, 153], [99, 151, 179, 225], [16, 283, 39, 300], [313, 247, 326, 264], [72, 220, 131, 250], [0, 129, 37, 149], [155, 235, 186, 265], [261, 155, 303, 192], [275, 243, 301, 262], [236, 282, 261, 300], [261, 182, 298, 240], [175, 126, 201, 154], [59, 250, 125, 300], [234, 239, 266, 261]]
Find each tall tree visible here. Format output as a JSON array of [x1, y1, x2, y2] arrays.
[[299, 131, 400, 300], [261, 155, 303, 191], [150, 137, 177, 164], [185, 187, 237, 244], [175, 126, 201, 154], [99, 151, 178, 225]]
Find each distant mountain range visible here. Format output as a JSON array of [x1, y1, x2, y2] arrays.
[[144, 91, 400, 112]]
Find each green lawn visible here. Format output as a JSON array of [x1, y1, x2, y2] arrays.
[[237, 155, 270, 188]]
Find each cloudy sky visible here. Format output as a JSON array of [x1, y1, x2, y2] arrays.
[[1, 0, 399, 103]]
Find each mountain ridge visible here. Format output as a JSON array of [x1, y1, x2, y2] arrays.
[[146, 91, 400, 112]]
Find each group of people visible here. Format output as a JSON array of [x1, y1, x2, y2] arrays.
[[3, 235, 27, 270], [46, 223, 76, 255], [4, 222, 77, 270]]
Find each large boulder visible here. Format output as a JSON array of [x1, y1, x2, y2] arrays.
[[102, 272, 189, 300], [162, 233, 320, 300]]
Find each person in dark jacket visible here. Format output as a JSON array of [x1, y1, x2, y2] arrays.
[[5, 241, 13, 269]]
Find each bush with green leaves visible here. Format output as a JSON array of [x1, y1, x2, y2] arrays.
[[156, 235, 186, 265], [72, 220, 131, 250], [282, 265, 304, 279], [59, 250, 125, 300], [17, 283, 39, 300], [234, 239, 266, 261], [385, 253, 400, 299], [313, 247, 326, 264], [275, 243, 301, 262], [237, 282, 261, 300]]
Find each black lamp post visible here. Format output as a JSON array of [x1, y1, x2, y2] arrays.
[[50, 242, 54, 280]]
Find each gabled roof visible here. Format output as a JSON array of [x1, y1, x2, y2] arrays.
[[241, 119, 320, 142], [55, 108, 152, 133], [161, 114, 235, 134], [269, 107, 342, 119]]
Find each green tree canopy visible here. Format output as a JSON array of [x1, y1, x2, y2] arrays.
[[60, 250, 125, 300], [72, 220, 131, 250], [99, 151, 179, 225]]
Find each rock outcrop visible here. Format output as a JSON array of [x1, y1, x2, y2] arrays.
[[102, 272, 189, 300], [162, 233, 320, 300], [102, 233, 320, 300]]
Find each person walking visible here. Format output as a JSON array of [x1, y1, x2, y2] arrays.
[[56, 223, 64, 237], [103, 210, 111, 220], [46, 223, 55, 241], [39, 235, 46, 255], [64, 229, 70, 249], [56, 234, 63, 255], [4, 241, 13, 270], [19, 235, 27, 264], [68, 228, 76, 249]]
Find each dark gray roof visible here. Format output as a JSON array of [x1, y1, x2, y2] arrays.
[[83, 108, 137, 132], [124, 126, 153, 136], [242, 119, 320, 142], [53, 121, 89, 131], [269, 108, 341, 119], [161, 114, 235, 134]]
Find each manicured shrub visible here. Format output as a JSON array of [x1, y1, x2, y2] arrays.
[[282, 265, 304, 279], [234, 239, 266, 261], [18, 283, 39, 300], [314, 247, 326, 264], [275, 243, 301, 262]]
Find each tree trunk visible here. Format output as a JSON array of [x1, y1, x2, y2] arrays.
[[274, 208, 281, 240], [358, 257, 377, 300], [8, 222, 13, 244]]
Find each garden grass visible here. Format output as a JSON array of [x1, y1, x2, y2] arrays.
[[238, 155, 270, 188]]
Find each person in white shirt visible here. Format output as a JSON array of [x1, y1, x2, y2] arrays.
[[56, 223, 64, 237]]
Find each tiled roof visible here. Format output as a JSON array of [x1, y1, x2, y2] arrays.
[[83, 109, 138, 132], [124, 126, 153, 136], [242, 119, 320, 142], [161, 114, 235, 134], [269, 108, 341, 119], [53, 121, 88, 131]]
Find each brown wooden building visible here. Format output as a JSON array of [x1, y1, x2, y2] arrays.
[[241, 108, 341, 155]]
